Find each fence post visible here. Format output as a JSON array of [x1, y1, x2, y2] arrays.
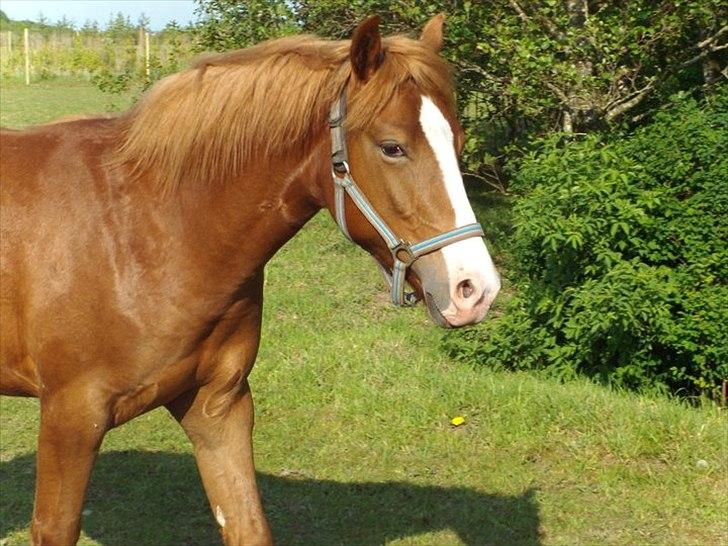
[[138, 26, 144, 62], [24, 27, 30, 85], [144, 31, 150, 79]]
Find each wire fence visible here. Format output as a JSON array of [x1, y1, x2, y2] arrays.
[[0, 28, 196, 83]]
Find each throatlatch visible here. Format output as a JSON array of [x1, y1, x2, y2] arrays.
[[329, 89, 485, 306]]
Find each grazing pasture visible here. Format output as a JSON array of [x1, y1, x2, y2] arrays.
[[0, 81, 726, 546]]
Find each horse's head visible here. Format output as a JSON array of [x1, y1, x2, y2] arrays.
[[324, 15, 500, 328]]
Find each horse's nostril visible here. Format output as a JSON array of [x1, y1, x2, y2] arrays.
[[458, 279, 475, 300]]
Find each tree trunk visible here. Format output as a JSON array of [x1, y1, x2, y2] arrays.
[[563, 0, 594, 132], [566, 0, 588, 27], [700, 28, 723, 86]]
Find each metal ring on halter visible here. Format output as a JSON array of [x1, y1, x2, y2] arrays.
[[391, 242, 416, 266], [333, 160, 350, 177]]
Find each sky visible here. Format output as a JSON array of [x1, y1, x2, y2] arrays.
[[0, 0, 200, 31]]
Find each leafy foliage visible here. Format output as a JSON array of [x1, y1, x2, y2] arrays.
[[194, 0, 298, 51], [446, 88, 728, 398], [194, 0, 726, 187]]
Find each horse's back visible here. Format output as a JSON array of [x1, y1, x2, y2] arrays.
[[1, 119, 118, 209], [1, 118, 118, 275]]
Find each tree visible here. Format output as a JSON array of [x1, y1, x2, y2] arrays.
[[137, 13, 151, 31], [194, 0, 725, 185], [55, 15, 75, 32], [294, 1, 726, 133], [194, 0, 298, 51], [160, 21, 186, 74], [80, 19, 100, 37], [106, 12, 135, 40]]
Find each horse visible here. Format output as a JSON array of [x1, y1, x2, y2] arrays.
[[0, 14, 500, 545]]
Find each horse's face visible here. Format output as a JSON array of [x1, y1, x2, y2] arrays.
[[331, 15, 500, 328]]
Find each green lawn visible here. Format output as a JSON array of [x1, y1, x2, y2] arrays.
[[1, 79, 726, 546], [0, 79, 131, 128]]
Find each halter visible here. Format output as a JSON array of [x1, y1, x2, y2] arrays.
[[329, 89, 485, 306]]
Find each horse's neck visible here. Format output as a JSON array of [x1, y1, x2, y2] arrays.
[[176, 139, 328, 295]]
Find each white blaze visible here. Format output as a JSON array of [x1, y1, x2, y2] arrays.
[[418, 96, 500, 308]]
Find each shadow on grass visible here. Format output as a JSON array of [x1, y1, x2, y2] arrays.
[[1, 451, 541, 545]]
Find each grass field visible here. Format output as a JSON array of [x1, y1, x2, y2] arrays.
[[1, 79, 726, 546]]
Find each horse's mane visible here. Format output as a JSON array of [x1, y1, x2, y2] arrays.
[[116, 34, 453, 192]]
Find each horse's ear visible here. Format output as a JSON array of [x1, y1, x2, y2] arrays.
[[350, 15, 383, 82], [420, 13, 445, 52]]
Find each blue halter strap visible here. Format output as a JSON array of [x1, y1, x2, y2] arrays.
[[329, 89, 485, 306]]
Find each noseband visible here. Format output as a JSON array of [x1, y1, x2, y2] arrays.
[[329, 90, 485, 306]]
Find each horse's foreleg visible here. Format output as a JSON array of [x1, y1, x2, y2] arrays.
[[31, 390, 108, 545], [167, 379, 271, 546]]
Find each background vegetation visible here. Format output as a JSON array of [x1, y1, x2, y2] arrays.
[[445, 89, 728, 397], [0, 10, 195, 95]]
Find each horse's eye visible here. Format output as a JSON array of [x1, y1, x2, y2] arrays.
[[380, 143, 406, 158]]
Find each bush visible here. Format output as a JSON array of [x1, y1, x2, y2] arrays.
[[446, 88, 728, 399]]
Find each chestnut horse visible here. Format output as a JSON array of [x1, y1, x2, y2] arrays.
[[0, 15, 500, 545]]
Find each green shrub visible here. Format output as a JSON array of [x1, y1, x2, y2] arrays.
[[446, 88, 728, 399]]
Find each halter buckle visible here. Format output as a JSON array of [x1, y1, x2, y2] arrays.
[[392, 242, 416, 266]]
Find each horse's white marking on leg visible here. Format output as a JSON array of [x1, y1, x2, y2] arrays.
[[419, 96, 500, 309], [215, 505, 226, 528]]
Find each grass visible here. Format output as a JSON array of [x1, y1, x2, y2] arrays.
[[1, 79, 727, 546], [0, 78, 132, 128]]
